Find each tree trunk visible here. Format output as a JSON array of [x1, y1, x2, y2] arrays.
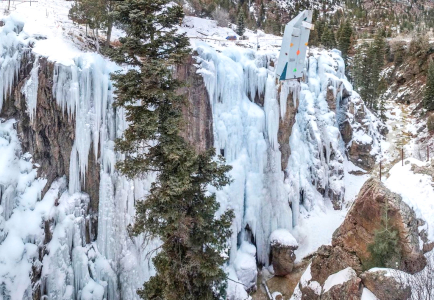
[[105, 21, 112, 48], [94, 28, 100, 53]]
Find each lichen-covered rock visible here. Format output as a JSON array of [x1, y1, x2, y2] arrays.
[[321, 268, 362, 300], [332, 178, 426, 274], [360, 269, 411, 300], [270, 229, 298, 276]]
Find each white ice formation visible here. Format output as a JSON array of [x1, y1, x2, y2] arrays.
[[0, 15, 382, 299]]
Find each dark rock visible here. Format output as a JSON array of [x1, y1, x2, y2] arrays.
[[423, 242, 434, 253], [175, 54, 214, 153], [340, 119, 353, 144], [278, 88, 298, 172], [348, 140, 376, 171]]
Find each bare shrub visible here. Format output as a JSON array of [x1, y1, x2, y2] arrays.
[[211, 7, 229, 27], [393, 252, 434, 299], [408, 34, 430, 58]]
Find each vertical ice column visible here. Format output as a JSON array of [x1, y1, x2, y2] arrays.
[[22, 55, 40, 122]]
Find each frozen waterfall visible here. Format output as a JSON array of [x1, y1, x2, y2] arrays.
[[0, 15, 382, 300]]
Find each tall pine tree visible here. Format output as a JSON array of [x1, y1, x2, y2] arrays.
[[108, 0, 234, 298], [237, 12, 245, 36], [353, 32, 386, 110], [424, 61, 434, 111], [321, 25, 336, 49], [338, 20, 353, 61]]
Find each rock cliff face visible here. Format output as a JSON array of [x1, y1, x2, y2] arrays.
[[175, 54, 214, 153], [0, 17, 384, 299], [338, 90, 385, 171], [333, 177, 426, 273], [1, 54, 100, 241], [278, 87, 298, 174], [292, 178, 426, 299], [0, 41, 218, 299], [360, 269, 412, 300]]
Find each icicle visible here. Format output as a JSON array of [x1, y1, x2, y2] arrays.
[[22, 55, 40, 122], [69, 144, 80, 194], [264, 74, 279, 150]]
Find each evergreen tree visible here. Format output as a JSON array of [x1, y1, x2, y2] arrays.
[[69, 0, 115, 49], [237, 12, 245, 36], [353, 32, 386, 110], [108, 0, 234, 298], [424, 61, 434, 111], [321, 25, 336, 49], [367, 199, 401, 269], [338, 20, 353, 60]]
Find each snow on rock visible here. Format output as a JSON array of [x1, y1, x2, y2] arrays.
[[226, 266, 252, 300], [233, 242, 258, 292], [322, 267, 357, 293], [272, 291, 283, 300], [362, 288, 379, 300], [290, 264, 322, 300], [0, 119, 47, 299], [270, 229, 298, 247], [385, 158, 434, 241]]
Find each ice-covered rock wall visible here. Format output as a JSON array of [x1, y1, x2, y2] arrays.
[[0, 17, 156, 300], [0, 15, 382, 300], [194, 43, 382, 294]]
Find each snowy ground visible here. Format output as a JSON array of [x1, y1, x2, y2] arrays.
[[385, 158, 434, 240]]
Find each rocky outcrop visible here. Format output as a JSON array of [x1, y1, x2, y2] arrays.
[[1, 54, 101, 220], [310, 245, 363, 285], [360, 269, 411, 300], [322, 268, 362, 300], [411, 162, 434, 181], [293, 178, 425, 299], [333, 178, 426, 273], [278, 88, 298, 173], [341, 96, 378, 171], [270, 229, 298, 276], [175, 54, 213, 153]]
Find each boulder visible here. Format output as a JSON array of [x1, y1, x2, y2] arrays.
[[270, 229, 298, 276], [348, 140, 376, 171], [360, 269, 411, 300], [321, 268, 362, 300], [292, 264, 322, 300], [332, 178, 426, 274], [340, 119, 353, 144], [310, 245, 363, 285]]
